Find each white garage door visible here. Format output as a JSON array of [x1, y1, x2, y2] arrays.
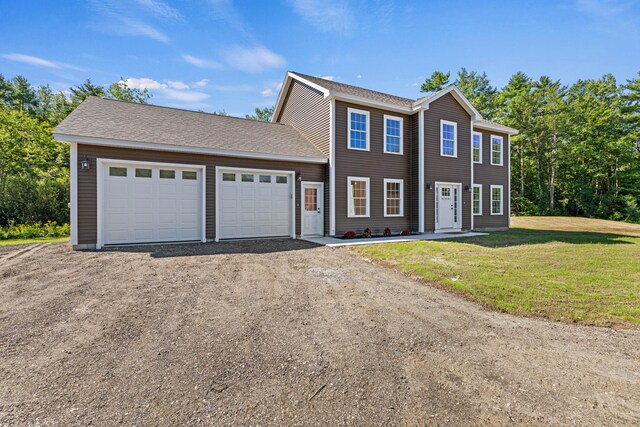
[[217, 169, 293, 239], [100, 161, 204, 247]]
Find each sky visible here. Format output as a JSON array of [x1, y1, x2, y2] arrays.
[[1, 0, 639, 117]]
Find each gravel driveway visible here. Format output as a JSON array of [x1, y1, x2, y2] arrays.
[[1, 240, 639, 426]]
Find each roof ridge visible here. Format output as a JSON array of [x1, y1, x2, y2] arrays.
[[86, 96, 285, 126], [289, 71, 416, 103]]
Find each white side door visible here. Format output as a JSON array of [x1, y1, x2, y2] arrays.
[[302, 182, 323, 236], [437, 184, 455, 230]]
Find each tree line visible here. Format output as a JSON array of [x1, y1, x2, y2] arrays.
[[422, 69, 640, 223], [0, 70, 638, 228]]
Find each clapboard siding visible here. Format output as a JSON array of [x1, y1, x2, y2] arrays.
[[423, 93, 472, 232], [473, 128, 510, 230], [76, 144, 324, 244], [334, 101, 414, 236], [276, 80, 331, 157]]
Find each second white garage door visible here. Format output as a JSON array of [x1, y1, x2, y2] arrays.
[[217, 168, 293, 239]]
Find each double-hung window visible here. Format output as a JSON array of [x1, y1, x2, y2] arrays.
[[383, 115, 403, 154], [384, 179, 404, 217], [440, 120, 457, 157], [347, 177, 370, 217], [473, 132, 482, 163], [348, 108, 370, 150], [491, 185, 503, 215], [472, 184, 482, 215], [491, 135, 503, 165]]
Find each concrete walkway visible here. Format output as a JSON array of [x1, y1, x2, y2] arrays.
[[301, 231, 487, 247]]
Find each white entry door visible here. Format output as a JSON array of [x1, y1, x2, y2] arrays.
[[100, 160, 204, 248], [436, 183, 460, 231], [217, 169, 293, 239], [302, 182, 323, 236]]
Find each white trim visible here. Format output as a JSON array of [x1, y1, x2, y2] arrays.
[[347, 107, 370, 151], [383, 179, 404, 217], [418, 111, 424, 233], [69, 143, 78, 246], [491, 184, 504, 215], [53, 134, 328, 164], [472, 131, 483, 164], [215, 166, 296, 241], [415, 86, 483, 120], [507, 135, 511, 226], [440, 119, 458, 158], [331, 93, 411, 114], [470, 128, 474, 230], [329, 98, 336, 236], [472, 120, 519, 135], [96, 158, 207, 250], [490, 134, 504, 166], [472, 184, 482, 216], [272, 72, 331, 122], [383, 114, 404, 155], [434, 181, 462, 232], [347, 176, 370, 218], [300, 181, 324, 237]]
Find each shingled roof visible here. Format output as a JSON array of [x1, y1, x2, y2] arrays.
[[54, 97, 327, 161], [290, 72, 417, 108]]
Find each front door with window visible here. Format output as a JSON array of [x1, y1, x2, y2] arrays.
[[436, 183, 460, 231], [302, 183, 323, 236]]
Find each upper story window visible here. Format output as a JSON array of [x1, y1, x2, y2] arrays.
[[383, 115, 403, 155], [473, 132, 482, 163], [491, 135, 503, 166], [348, 108, 370, 151], [440, 120, 457, 157]]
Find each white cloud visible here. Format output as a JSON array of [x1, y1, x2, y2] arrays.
[[121, 76, 210, 103], [182, 54, 223, 69], [576, 0, 629, 17], [210, 84, 254, 92], [121, 77, 167, 90], [320, 75, 335, 81], [1, 53, 83, 71], [260, 88, 274, 97], [166, 80, 189, 90], [356, 74, 362, 79], [120, 18, 169, 42], [135, 0, 182, 20], [193, 79, 209, 87], [223, 46, 285, 73], [288, 0, 353, 35], [88, 1, 169, 43], [163, 88, 210, 102]]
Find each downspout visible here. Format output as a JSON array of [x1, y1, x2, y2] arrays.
[[418, 110, 425, 233]]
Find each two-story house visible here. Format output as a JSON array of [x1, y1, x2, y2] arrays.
[[54, 72, 518, 249]]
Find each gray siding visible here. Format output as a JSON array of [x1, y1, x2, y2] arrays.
[[423, 93, 472, 232], [76, 144, 324, 244], [334, 101, 414, 236], [473, 128, 510, 230]]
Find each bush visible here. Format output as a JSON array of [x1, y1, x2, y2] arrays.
[[343, 230, 356, 239], [0, 221, 70, 240], [362, 227, 372, 238], [401, 229, 411, 236], [383, 227, 391, 237]]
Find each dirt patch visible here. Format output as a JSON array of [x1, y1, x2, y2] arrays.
[[1, 240, 639, 425]]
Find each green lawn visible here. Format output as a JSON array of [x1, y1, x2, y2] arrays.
[[0, 236, 69, 246], [350, 217, 640, 327]]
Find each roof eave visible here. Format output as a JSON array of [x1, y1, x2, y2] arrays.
[[53, 133, 329, 164], [471, 121, 519, 135]]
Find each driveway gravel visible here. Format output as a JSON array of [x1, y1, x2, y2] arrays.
[[1, 240, 639, 426]]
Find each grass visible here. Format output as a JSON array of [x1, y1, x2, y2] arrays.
[[350, 217, 640, 327], [0, 236, 69, 246]]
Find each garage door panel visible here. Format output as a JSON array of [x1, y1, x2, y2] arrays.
[[218, 169, 292, 239], [102, 162, 202, 246]]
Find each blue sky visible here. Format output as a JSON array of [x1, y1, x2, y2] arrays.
[[1, 0, 639, 116]]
